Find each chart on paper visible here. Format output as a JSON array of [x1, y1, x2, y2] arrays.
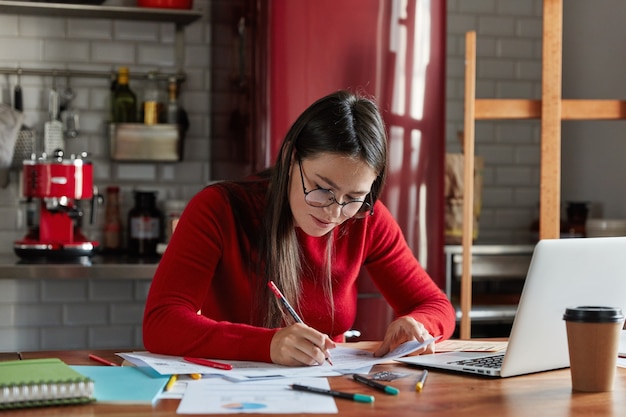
[[176, 377, 338, 414]]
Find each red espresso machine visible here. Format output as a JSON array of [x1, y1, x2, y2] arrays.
[[14, 150, 100, 259]]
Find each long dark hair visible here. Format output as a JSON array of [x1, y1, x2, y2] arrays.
[[258, 90, 388, 329]]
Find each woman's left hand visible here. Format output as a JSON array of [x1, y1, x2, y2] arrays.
[[373, 316, 435, 357]]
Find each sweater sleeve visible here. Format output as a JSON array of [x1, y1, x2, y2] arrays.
[[363, 202, 456, 340], [142, 185, 277, 362]]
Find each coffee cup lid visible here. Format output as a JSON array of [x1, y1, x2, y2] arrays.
[[563, 306, 624, 323]]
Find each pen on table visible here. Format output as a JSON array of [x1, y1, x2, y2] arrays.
[[88, 353, 119, 367], [415, 370, 429, 392], [165, 374, 178, 392], [290, 384, 374, 403], [183, 356, 233, 370], [352, 373, 399, 395], [268, 280, 333, 366]]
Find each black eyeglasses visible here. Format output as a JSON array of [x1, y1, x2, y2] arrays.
[[297, 157, 373, 218]]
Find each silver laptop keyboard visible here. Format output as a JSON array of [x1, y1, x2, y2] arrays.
[[448, 354, 505, 369]]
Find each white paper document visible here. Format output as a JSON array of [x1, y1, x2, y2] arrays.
[[118, 338, 434, 381], [177, 377, 338, 414]]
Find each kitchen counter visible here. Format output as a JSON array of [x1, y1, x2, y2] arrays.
[[0, 254, 158, 280]]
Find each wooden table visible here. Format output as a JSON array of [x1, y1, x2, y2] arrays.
[[3, 344, 626, 416]]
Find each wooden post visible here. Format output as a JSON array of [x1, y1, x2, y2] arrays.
[[460, 31, 477, 340], [539, 0, 563, 240]]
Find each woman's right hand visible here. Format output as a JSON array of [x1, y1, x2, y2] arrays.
[[270, 323, 336, 366]]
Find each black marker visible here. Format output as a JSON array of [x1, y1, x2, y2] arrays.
[[352, 373, 399, 395], [291, 384, 374, 403]]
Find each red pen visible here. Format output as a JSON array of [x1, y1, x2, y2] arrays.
[[89, 353, 119, 366], [183, 356, 233, 370]]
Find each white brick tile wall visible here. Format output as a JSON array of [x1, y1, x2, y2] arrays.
[[0, 328, 39, 351], [43, 40, 91, 62], [19, 16, 66, 38], [64, 304, 108, 325], [14, 304, 62, 326], [41, 281, 88, 302], [114, 21, 160, 42], [89, 281, 134, 301], [67, 19, 113, 39], [42, 327, 88, 350], [447, 0, 543, 243], [88, 325, 136, 348], [0, 280, 39, 302], [0, 15, 18, 36], [116, 163, 157, 180], [110, 303, 144, 324]]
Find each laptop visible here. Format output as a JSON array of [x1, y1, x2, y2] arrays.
[[397, 237, 626, 377]]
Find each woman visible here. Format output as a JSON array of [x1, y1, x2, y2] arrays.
[[143, 90, 455, 366]]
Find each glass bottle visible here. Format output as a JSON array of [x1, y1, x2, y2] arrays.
[[166, 76, 179, 124], [112, 67, 137, 123], [164, 199, 186, 243], [142, 72, 162, 124], [103, 186, 122, 253], [127, 191, 162, 257]]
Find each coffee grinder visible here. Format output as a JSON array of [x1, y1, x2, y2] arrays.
[[14, 150, 101, 259]]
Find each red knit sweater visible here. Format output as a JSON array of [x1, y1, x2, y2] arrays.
[[143, 178, 455, 362]]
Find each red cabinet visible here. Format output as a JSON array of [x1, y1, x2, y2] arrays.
[[248, 0, 446, 339]]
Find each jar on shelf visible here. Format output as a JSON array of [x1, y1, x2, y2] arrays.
[[164, 199, 186, 243], [127, 191, 163, 257]]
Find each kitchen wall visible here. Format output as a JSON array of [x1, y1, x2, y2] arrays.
[[447, 0, 626, 242], [561, 0, 626, 220], [446, 0, 544, 244], [0, 0, 214, 253], [3, 0, 621, 251]]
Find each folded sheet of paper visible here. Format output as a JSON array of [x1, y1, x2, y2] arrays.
[[177, 377, 337, 414], [118, 338, 435, 382]]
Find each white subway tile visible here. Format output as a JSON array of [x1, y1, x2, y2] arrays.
[[19, 16, 66, 38], [477, 16, 516, 37], [497, 0, 535, 16], [91, 41, 135, 64], [113, 20, 159, 42], [90, 280, 134, 301], [88, 325, 136, 348], [0, 16, 18, 36], [137, 44, 176, 66], [0, 280, 39, 302], [41, 280, 88, 302], [14, 304, 62, 326], [64, 304, 108, 325], [117, 163, 157, 180], [0, 38, 42, 61], [110, 303, 144, 324], [67, 18, 113, 39], [458, 0, 497, 14], [41, 327, 88, 350], [43, 40, 90, 62], [0, 328, 39, 351]]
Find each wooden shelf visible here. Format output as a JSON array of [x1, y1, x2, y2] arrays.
[[0, 1, 203, 27]]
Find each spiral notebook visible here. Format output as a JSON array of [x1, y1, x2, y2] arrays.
[[0, 358, 95, 410]]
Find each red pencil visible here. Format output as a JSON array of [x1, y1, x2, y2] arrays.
[[183, 356, 233, 370], [89, 353, 120, 366]]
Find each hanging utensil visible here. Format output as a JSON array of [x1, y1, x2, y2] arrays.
[[11, 69, 36, 169], [60, 75, 79, 139], [43, 75, 64, 155]]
